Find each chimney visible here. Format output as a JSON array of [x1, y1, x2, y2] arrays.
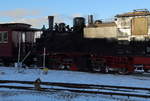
[[88, 15, 93, 25], [48, 16, 54, 30]]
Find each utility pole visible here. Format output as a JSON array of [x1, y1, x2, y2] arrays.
[[17, 33, 21, 64], [43, 47, 46, 68]]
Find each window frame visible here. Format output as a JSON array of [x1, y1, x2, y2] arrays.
[[0, 31, 8, 43]]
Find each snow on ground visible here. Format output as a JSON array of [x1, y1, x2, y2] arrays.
[[0, 88, 149, 101], [0, 66, 150, 101], [0, 66, 150, 88]]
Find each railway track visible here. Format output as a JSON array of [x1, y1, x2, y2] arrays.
[[0, 80, 150, 98]]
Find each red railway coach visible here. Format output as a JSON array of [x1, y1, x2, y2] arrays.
[[77, 55, 150, 74], [132, 57, 150, 72], [42, 52, 150, 74], [95, 56, 150, 74], [0, 23, 40, 65]]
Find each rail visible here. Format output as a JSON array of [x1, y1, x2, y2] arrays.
[[0, 80, 150, 98]]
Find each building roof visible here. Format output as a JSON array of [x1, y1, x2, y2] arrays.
[[0, 23, 40, 31], [116, 9, 150, 17], [87, 22, 116, 28], [95, 22, 116, 27], [0, 23, 31, 28]]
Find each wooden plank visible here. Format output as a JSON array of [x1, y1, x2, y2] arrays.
[[131, 17, 148, 35]]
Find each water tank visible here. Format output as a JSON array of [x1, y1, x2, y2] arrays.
[[73, 17, 85, 28]]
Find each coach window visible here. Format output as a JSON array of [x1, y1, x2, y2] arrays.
[[3, 32, 8, 42], [0, 32, 8, 43], [0, 33, 2, 42]]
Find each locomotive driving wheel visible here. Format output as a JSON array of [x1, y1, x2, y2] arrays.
[[118, 68, 129, 75]]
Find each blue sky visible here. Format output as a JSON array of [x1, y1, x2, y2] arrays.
[[0, 0, 150, 27]]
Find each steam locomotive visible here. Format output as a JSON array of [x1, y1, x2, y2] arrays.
[[35, 9, 150, 74]]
